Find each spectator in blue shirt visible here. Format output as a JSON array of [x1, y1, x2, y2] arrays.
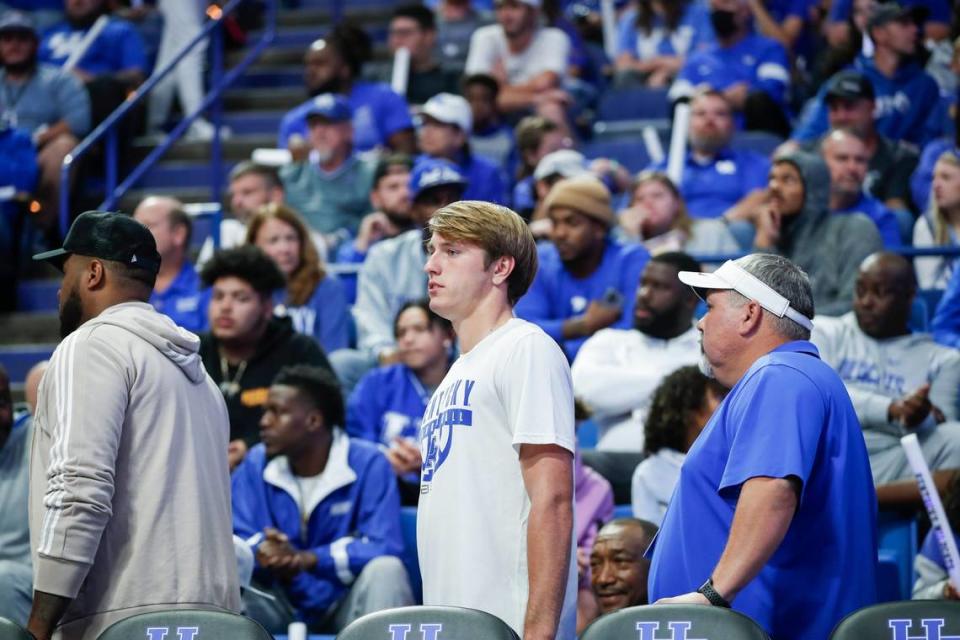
[[512, 115, 571, 218], [614, 0, 714, 87], [246, 203, 350, 355], [278, 25, 416, 156], [463, 73, 515, 172], [669, 0, 791, 136], [232, 365, 414, 633], [745, 0, 819, 58], [793, 2, 943, 147], [826, 0, 951, 47], [649, 90, 770, 220], [132, 196, 209, 333], [911, 110, 958, 213], [822, 128, 903, 246], [418, 92, 508, 205], [515, 174, 649, 360], [932, 266, 960, 349]]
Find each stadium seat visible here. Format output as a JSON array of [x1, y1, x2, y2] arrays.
[[336, 606, 519, 640], [400, 507, 423, 603], [596, 87, 671, 122], [0, 617, 32, 640], [96, 609, 272, 640], [877, 511, 918, 601], [730, 131, 785, 157], [830, 601, 960, 639], [580, 604, 770, 640], [612, 504, 632, 520], [581, 138, 651, 174], [581, 450, 644, 505]]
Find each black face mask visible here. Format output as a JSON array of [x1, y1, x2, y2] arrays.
[[710, 9, 738, 38]]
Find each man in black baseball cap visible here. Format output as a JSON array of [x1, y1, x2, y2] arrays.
[[33, 210, 161, 338]]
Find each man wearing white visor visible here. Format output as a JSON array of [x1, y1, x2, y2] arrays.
[[647, 253, 878, 640]]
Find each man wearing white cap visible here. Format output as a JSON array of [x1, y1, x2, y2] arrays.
[[419, 92, 507, 204], [464, 0, 571, 127], [647, 253, 877, 640]]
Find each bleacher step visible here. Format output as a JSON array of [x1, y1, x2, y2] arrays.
[[223, 87, 306, 111], [0, 312, 60, 344], [131, 134, 275, 163]]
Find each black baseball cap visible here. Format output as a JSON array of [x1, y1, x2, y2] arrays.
[[867, 1, 927, 32], [825, 70, 875, 103], [33, 210, 161, 274]]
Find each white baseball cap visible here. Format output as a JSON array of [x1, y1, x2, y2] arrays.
[[678, 260, 814, 331], [534, 149, 588, 181], [421, 93, 473, 135]]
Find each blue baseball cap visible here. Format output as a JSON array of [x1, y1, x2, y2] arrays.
[[409, 158, 468, 201], [304, 93, 352, 123]]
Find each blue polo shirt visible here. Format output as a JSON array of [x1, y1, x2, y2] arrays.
[[834, 193, 901, 247], [149, 261, 209, 333], [278, 82, 414, 153], [649, 147, 770, 219], [40, 18, 148, 76], [648, 341, 877, 640]]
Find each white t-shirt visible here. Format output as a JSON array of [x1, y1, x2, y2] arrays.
[[417, 318, 577, 638], [465, 25, 570, 85], [630, 448, 685, 526]]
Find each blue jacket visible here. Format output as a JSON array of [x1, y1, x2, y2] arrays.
[[932, 267, 960, 349], [792, 56, 944, 146], [834, 193, 901, 248], [276, 275, 350, 353], [346, 363, 433, 445], [232, 433, 404, 622], [515, 239, 649, 360]]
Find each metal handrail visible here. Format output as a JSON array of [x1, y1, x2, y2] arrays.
[[58, 0, 278, 239]]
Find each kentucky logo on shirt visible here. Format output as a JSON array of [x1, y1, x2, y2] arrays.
[[419, 378, 476, 489]]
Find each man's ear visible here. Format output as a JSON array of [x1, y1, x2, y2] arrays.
[[306, 408, 326, 434], [491, 255, 516, 286], [85, 258, 107, 291], [738, 299, 764, 336]]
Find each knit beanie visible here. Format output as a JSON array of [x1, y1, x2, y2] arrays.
[[542, 175, 614, 228]]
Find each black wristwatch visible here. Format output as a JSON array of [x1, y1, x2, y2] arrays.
[[697, 578, 732, 608]]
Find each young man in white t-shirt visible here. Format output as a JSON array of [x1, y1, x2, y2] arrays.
[[417, 200, 577, 640]]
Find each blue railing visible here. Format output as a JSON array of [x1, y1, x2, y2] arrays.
[[58, 0, 278, 240], [692, 245, 960, 265]]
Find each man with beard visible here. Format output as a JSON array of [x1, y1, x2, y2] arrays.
[[649, 253, 877, 640], [515, 174, 650, 361], [648, 90, 770, 220], [589, 519, 658, 616], [0, 365, 32, 626], [28, 211, 240, 640], [811, 252, 960, 483], [197, 245, 333, 467], [277, 24, 415, 155], [0, 11, 89, 231], [571, 252, 702, 451], [669, 0, 790, 136]]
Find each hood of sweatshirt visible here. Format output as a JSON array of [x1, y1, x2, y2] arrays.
[[85, 301, 207, 384], [774, 150, 831, 259]]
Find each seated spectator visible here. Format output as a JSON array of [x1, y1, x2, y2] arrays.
[[649, 90, 770, 220], [613, 0, 714, 87], [822, 128, 902, 246], [512, 116, 571, 217], [619, 171, 739, 255], [572, 252, 702, 451], [0, 366, 31, 625], [41, 0, 147, 125], [912, 110, 959, 214], [0, 0, 62, 32], [278, 25, 416, 155], [0, 11, 88, 232], [745, 0, 819, 58], [280, 94, 376, 244], [812, 252, 960, 484], [465, 0, 572, 131], [198, 246, 334, 464], [344, 159, 467, 391], [530, 148, 588, 225], [198, 162, 289, 267], [800, 71, 918, 214], [827, 0, 951, 48], [418, 92, 508, 204], [668, 0, 791, 136], [742, 151, 882, 315], [589, 518, 658, 615], [387, 4, 459, 105], [435, 0, 494, 69], [132, 196, 208, 332], [515, 175, 650, 360], [914, 151, 960, 289], [913, 472, 960, 600], [793, 2, 943, 147], [246, 203, 349, 354], [346, 300, 454, 500], [0, 119, 38, 311], [464, 73, 515, 170], [932, 262, 960, 349], [631, 366, 726, 525], [574, 451, 615, 634], [232, 365, 413, 633]]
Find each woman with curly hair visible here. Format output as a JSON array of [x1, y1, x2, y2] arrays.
[[630, 365, 726, 524], [246, 203, 349, 353]]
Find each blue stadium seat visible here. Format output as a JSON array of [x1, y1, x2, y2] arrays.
[[830, 601, 960, 639], [581, 138, 651, 174], [0, 617, 32, 640], [338, 606, 519, 640], [877, 511, 918, 601], [919, 288, 945, 320], [612, 504, 632, 520], [581, 604, 770, 640], [577, 419, 599, 449], [730, 131, 784, 157], [0, 344, 55, 384], [96, 609, 272, 640], [596, 87, 671, 122], [909, 296, 930, 332], [400, 506, 422, 604]]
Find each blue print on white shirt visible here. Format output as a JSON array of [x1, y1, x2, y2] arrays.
[[420, 378, 476, 487]]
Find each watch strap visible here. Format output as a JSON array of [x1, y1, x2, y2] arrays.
[[697, 578, 731, 608]]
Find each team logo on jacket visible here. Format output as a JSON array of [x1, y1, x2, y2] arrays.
[[419, 378, 476, 489], [888, 618, 960, 640]]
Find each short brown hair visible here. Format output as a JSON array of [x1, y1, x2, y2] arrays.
[[428, 200, 538, 305]]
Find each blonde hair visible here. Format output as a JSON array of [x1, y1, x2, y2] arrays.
[[631, 170, 693, 237], [245, 203, 326, 306], [931, 151, 960, 246], [428, 200, 538, 305]]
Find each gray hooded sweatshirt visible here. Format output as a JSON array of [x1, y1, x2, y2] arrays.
[[764, 152, 883, 316], [30, 302, 240, 640]]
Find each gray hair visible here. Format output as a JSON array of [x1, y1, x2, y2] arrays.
[[729, 254, 814, 341]]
